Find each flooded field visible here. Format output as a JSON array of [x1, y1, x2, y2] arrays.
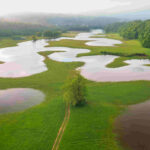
[[0, 29, 150, 82]]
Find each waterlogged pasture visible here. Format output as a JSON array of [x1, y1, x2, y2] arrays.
[[0, 30, 150, 150]]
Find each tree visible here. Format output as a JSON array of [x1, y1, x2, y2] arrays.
[[43, 30, 61, 38], [32, 35, 37, 41], [139, 20, 150, 48], [104, 20, 150, 48], [36, 32, 42, 37], [63, 71, 87, 107], [119, 21, 142, 39], [104, 22, 126, 33]]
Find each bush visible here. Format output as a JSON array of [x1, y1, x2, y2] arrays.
[[32, 35, 37, 41], [43, 30, 61, 38], [63, 71, 87, 107]]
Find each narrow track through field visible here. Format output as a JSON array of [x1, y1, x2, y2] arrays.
[[52, 103, 70, 150]]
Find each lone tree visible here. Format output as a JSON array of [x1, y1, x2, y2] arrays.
[[36, 32, 42, 37], [43, 30, 61, 38], [63, 71, 87, 106], [32, 35, 37, 41]]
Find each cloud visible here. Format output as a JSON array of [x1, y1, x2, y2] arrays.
[[0, 0, 150, 16], [87, 0, 150, 15], [110, 0, 150, 11]]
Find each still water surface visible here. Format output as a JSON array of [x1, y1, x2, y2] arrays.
[[0, 88, 45, 113], [0, 29, 150, 82]]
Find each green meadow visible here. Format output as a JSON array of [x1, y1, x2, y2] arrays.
[[0, 33, 150, 150]]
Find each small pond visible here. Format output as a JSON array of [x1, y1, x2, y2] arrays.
[[0, 88, 45, 113]]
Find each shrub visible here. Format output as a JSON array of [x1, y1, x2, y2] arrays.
[[63, 71, 87, 107]]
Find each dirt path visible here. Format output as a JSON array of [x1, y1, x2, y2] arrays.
[[52, 103, 70, 150]]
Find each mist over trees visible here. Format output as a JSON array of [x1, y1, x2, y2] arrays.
[[43, 30, 61, 38], [0, 14, 120, 38], [104, 20, 150, 48], [0, 21, 53, 37], [2, 14, 120, 30]]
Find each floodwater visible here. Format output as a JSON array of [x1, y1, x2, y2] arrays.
[[0, 41, 47, 77], [0, 88, 45, 113], [54, 29, 122, 46], [48, 51, 150, 82], [0, 29, 150, 82], [115, 100, 150, 150]]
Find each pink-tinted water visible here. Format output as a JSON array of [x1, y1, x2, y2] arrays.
[[0, 88, 45, 113], [0, 29, 150, 82]]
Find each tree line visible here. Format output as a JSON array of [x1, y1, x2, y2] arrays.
[[0, 21, 63, 38], [104, 20, 150, 48]]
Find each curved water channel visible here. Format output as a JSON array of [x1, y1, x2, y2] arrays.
[[0, 29, 150, 82]]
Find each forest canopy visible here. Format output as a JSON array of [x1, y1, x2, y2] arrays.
[[104, 20, 150, 48], [0, 22, 53, 37]]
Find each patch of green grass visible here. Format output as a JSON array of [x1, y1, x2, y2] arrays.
[[90, 35, 105, 38], [103, 34, 124, 41], [0, 36, 34, 48], [61, 31, 79, 38], [106, 57, 129, 68], [0, 38, 23, 48], [145, 64, 150, 66], [90, 33, 106, 38]]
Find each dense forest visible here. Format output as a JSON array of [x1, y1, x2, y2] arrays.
[[104, 20, 150, 48], [0, 15, 119, 38], [0, 21, 54, 37]]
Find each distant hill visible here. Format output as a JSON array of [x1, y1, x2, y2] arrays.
[[110, 10, 150, 21], [2, 13, 120, 28], [0, 21, 53, 37]]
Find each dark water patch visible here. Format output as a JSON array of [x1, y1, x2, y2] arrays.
[[115, 100, 150, 150]]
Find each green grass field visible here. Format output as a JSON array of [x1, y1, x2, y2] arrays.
[[0, 34, 150, 150], [61, 31, 79, 38], [106, 57, 129, 68], [0, 38, 24, 48]]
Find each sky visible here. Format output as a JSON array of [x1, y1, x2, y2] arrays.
[[1, 0, 150, 16]]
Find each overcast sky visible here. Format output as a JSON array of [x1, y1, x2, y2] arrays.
[[1, 0, 150, 16]]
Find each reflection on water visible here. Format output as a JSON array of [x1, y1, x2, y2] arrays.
[[115, 100, 150, 150], [0, 88, 45, 113], [0, 29, 150, 82], [55, 29, 122, 46], [0, 41, 48, 77], [49, 50, 150, 82]]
